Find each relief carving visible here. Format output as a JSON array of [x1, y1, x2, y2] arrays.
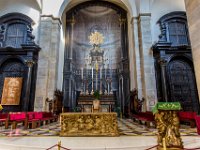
[[60, 113, 119, 136]]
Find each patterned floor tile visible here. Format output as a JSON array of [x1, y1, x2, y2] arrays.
[[0, 119, 198, 136]]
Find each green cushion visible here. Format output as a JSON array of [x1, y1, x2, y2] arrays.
[[152, 102, 182, 114]]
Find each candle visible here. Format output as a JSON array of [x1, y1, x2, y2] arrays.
[[110, 67, 112, 78], [110, 58, 112, 78], [81, 68, 83, 79], [92, 67, 93, 79], [105, 67, 106, 78]]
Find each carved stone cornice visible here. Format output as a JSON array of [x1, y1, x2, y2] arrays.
[[138, 13, 151, 22], [41, 15, 62, 25]]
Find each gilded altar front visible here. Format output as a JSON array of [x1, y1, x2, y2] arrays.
[[60, 112, 119, 136]]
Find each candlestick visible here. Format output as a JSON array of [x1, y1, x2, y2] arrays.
[[105, 68, 106, 78], [108, 82, 110, 95], [92, 67, 93, 79], [100, 67, 102, 79], [96, 71, 98, 91]]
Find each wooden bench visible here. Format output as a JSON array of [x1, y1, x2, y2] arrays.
[[178, 111, 196, 128]]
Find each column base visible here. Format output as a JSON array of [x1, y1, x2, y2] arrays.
[[158, 146, 183, 150]]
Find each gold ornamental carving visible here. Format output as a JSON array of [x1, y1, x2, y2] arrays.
[[155, 110, 183, 150], [60, 112, 119, 136]]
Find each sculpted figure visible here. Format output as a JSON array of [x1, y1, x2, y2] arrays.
[[85, 116, 94, 131], [77, 116, 85, 130], [155, 111, 167, 146], [94, 116, 102, 130], [165, 111, 182, 148]]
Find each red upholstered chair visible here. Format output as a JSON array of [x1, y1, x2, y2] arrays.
[[25, 112, 41, 129], [195, 115, 200, 135], [178, 111, 196, 128], [6, 112, 27, 129]]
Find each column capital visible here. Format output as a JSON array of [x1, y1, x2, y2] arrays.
[[41, 15, 62, 25], [158, 59, 167, 66], [67, 16, 76, 26], [119, 17, 126, 26], [25, 60, 35, 67], [138, 13, 151, 22], [131, 17, 139, 25]]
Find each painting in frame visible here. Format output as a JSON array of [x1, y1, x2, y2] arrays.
[[1, 77, 23, 105]]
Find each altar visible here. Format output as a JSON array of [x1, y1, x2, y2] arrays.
[[60, 112, 119, 136]]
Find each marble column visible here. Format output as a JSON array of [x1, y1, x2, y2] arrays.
[[185, 0, 200, 102], [34, 15, 61, 111], [119, 17, 128, 59], [23, 60, 35, 111], [131, 17, 143, 99], [137, 14, 157, 111], [159, 59, 168, 102], [63, 16, 76, 111]]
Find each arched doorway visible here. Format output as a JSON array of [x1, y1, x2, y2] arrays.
[[167, 57, 199, 112], [63, 1, 129, 112]]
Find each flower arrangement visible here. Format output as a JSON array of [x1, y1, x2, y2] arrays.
[[93, 90, 100, 100], [0, 104, 3, 111]]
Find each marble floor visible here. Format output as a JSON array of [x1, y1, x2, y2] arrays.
[[0, 118, 200, 150], [0, 136, 200, 150]]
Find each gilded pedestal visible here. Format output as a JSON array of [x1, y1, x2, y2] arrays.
[[153, 102, 183, 150], [60, 112, 119, 136]]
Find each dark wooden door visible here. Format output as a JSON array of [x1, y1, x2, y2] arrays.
[[167, 59, 199, 112]]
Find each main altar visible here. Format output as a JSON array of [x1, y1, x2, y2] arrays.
[[60, 112, 119, 136]]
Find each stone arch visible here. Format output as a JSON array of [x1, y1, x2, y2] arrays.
[[59, 0, 136, 19], [0, 0, 41, 24], [61, 0, 132, 112], [58, 0, 137, 92], [59, 0, 136, 37]]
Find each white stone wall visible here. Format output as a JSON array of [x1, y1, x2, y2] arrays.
[[185, 0, 200, 103], [34, 16, 61, 111]]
